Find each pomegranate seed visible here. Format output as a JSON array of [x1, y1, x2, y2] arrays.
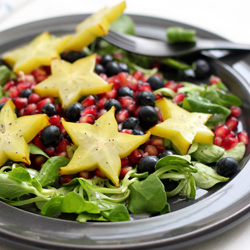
[[214, 125, 230, 139], [155, 92, 164, 100], [0, 97, 10, 103], [138, 82, 152, 92], [33, 136, 45, 150], [17, 73, 36, 84], [37, 98, 52, 111], [100, 73, 108, 81], [118, 72, 138, 90], [79, 114, 95, 124], [50, 114, 61, 126], [237, 131, 249, 145], [165, 81, 179, 92], [55, 152, 68, 157], [9, 86, 20, 98], [225, 131, 236, 138], [79, 171, 92, 179], [14, 97, 28, 109], [127, 103, 137, 114], [120, 129, 132, 134], [214, 137, 223, 146], [144, 145, 158, 156], [134, 106, 142, 117], [116, 109, 129, 123], [18, 108, 25, 117], [81, 105, 98, 118], [97, 108, 107, 118], [28, 93, 42, 103], [3, 80, 15, 93], [104, 88, 117, 99], [17, 82, 31, 92], [226, 117, 238, 131], [44, 147, 56, 157], [118, 96, 135, 109], [59, 123, 67, 135], [109, 78, 121, 90], [120, 166, 133, 179], [32, 68, 47, 83], [57, 139, 69, 153], [24, 103, 37, 115], [97, 97, 107, 109], [221, 137, 238, 150], [129, 149, 144, 163], [32, 155, 47, 169], [96, 55, 101, 64], [132, 71, 144, 80], [95, 169, 106, 178], [229, 106, 242, 118], [149, 137, 164, 146], [59, 175, 74, 184], [121, 157, 132, 167], [172, 93, 186, 104], [81, 95, 96, 108]]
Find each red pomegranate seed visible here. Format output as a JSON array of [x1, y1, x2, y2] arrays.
[[59, 123, 67, 135], [120, 166, 133, 179], [229, 106, 242, 118], [79, 171, 92, 179], [155, 92, 164, 100], [97, 97, 107, 109], [14, 97, 28, 109], [32, 155, 47, 169], [172, 93, 186, 104], [144, 145, 158, 156], [109, 78, 121, 90], [79, 114, 95, 124], [100, 73, 108, 81], [17, 73, 36, 84], [209, 75, 221, 85], [226, 117, 238, 131], [221, 137, 238, 150], [118, 96, 135, 109], [95, 169, 106, 178], [149, 137, 164, 147], [129, 149, 144, 163], [127, 103, 137, 114], [50, 114, 61, 126], [28, 93, 42, 104], [214, 125, 230, 139], [138, 82, 152, 92], [104, 88, 117, 99], [9, 86, 20, 98], [0, 97, 10, 103], [59, 175, 74, 184], [18, 108, 25, 117], [118, 72, 138, 90], [132, 71, 144, 80], [121, 157, 132, 167], [237, 131, 249, 145], [134, 106, 142, 117], [81, 105, 98, 118], [225, 131, 236, 138], [214, 137, 223, 146], [57, 139, 70, 153], [165, 81, 179, 92], [120, 129, 132, 134], [17, 82, 31, 92], [44, 147, 56, 157], [33, 136, 45, 150], [3, 80, 16, 93], [37, 98, 52, 111], [24, 103, 37, 115], [81, 95, 96, 108], [116, 109, 129, 123], [96, 55, 101, 64]]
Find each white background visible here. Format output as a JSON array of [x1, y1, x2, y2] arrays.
[[0, 0, 250, 249]]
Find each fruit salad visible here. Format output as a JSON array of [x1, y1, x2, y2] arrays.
[[0, 1, 249, 222]]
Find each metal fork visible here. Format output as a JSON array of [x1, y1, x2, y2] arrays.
[[103, 29, 250, 57]]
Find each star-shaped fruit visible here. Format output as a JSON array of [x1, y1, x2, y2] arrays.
[[0, 100, 50, 166], [33, 54, 112, 107], [59, 107, 150, 187], [65, 1, 126, 51], [149, 98, 214, 155], [3, 32, 71, 73]]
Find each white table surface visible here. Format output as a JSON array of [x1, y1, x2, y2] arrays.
[[0, 0, 250, 249]]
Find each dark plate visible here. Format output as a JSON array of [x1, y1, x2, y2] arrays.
[[0, 14, 250, 250]]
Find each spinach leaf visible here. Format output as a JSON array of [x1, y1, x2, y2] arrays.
[[192, 162, 228, 189], [36, 156, 70, 187], [29, 143, 49, 158], [111, 15, 135, 35], [220, 142, 246, 162], [77, 213, 107, 222], [128, 174, 167, 214], [0, 65, 11, 85], [41, 196, 63, 217], [101, 204, 130, 222], [8, 166, 32, 182]]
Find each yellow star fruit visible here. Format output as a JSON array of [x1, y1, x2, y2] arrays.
[[33, 54, 112, 108], [65, 1, 126, 51], [59, 107, 150, 187], [3, 32, 71, 74], [149, 98, 214, 155], [0, 100, 50, 166]]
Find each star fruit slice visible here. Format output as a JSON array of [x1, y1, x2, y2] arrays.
[[0, 100, 50, 166], [65, 1, 126, 51], [3, 32, 71, 74], [59, 107, 150, 187], [149, 98, 214, 155], [33, 54, 112, 107]]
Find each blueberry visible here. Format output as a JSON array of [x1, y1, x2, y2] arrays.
[[118, 62, 129, 73], [147, 75, 164, 90], [104, 99, 122, 113], [42, 103, 57, 117], [19, 88, 33, 98], [100, 54, 113, 66], [65, 134, 72, 143], [138, 106, 159, 129], [158, 150, 175, 159], [136, 91, 156, 106], [0, 103, 5, 111], [122, 117, 139, 130], [95, 63, 106, 74], [105, 61, 122, 76], [60, 50, 86, 63], [137, 156, 159, 174], [132, 129, 145, 135], [64, 102, 84, 122], [40, 125, 63, 147], [216, 157, 238, 177], [193, 59, 211, 78], [117, 86, 134, 98]]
